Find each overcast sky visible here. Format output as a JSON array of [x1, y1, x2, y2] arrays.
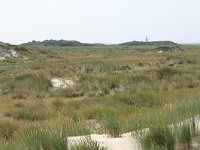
[[0, 0, 199, 44]]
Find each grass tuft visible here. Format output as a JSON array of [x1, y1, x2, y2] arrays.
[[70, 138, 106, 150], [0, 121, 19, 140], [177, 123, 192, 150], [140, 126, 175, 150], [103, 116, 121, 138]]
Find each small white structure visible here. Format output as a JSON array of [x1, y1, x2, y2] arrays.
[[51, 78, 74, 89]]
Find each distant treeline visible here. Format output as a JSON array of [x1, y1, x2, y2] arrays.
[[21, 39, 178, 47], [119, 41, 177, 46]]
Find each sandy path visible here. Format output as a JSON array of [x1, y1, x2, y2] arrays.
[[68, 116, 200, 150], [68, 132, 141, 150]]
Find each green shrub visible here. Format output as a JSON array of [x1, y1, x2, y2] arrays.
[[140, 126, 175, 150]]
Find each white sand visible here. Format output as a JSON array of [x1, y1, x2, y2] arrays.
[[51, 78, 74, 89], [68, 132, 141, 150]]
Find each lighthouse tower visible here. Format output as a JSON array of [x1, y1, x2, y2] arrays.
[[145, 36, 149, 42]]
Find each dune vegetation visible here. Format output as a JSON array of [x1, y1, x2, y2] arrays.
[[1, 41, 200, 149]]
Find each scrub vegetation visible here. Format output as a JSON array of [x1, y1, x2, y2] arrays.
[[1, 40, 200, 149]]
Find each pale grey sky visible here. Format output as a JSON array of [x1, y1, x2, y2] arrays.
[[0, 0, 199, 44]]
